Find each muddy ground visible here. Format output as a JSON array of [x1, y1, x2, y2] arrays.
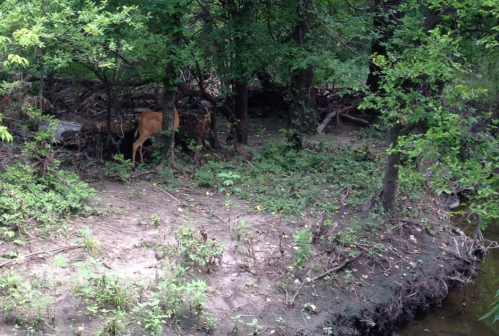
[[0, 121, 483, 336]]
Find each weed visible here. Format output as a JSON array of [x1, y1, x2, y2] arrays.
[[323, 326, 334, 335], [78, 228, 102, 256], [104, 154, 131, 181], [140, 302, 168, 335], [343, 269, 354, 284], [95, 310, 132, 336], [231, 314, 244, 333], [293, 227, 313, 268], [171, 225, 226, 271], [193, 168, 214, 187], [0, 162, 92, 241], [73, 263, 137, 315], [276, 316, 286, 332], [193, 139, 383, 217], [247, 318, 263, 333], [216, 171, 241, 194], [202, 312, 218, 331], [149, 214, 161, 225], [0, 270, 52, 333], [134, 264, 212, 332]]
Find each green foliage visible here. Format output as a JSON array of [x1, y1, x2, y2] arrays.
[[293, 227, 312, 268], [135, 264, 213, 332], [95, 310, 132, 336], [232, 218, 254, 244], [0, 162, 92, 240], [73, 266, 137, 315], [216, 171, 241, 193], [71, 260, 214, 334], [104, 154, 131, 182], [0, 124, 12, 142], [193, 168, 214, 187], [194, 138, 383, 217], [0, 270, 52, 332], [480, 282, 499, 323], [149, 214, 161, 226], [171, 225, 226, 271], [360, 0, 499, 223], [78, 228, 103, 256]]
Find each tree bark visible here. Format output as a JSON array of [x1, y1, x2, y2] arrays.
[[233, 80, 249, 144], [382, 123, 403, 214], [226, 0, 252, 145], [105, 82, 113, 153], [159, 64, 176, 169], [366, 0, 401, 94], [380, 7, 444, 213], [288, 0, 315, 150]]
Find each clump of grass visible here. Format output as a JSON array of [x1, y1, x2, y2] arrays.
[[193, 138, 384, 216]]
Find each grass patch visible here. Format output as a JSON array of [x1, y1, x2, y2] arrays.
[[193, 138, 384, 216], [0, 162, 93, 241]]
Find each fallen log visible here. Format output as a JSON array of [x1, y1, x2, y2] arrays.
[[316, 104, 359, 132], [340, 113, 369, 125]]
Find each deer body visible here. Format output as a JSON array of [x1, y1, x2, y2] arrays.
[[132, 106, 179, 168]]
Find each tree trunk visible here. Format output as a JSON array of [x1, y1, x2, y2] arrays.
[[158, 3, 183, 169], [289, 66, 315, 150], [380, 7, 444, 213], [226, 0, 251, 145], [105, 82, 113, 153], [233, 80, 249, 144], [382, 123, 403, 214], [366, 0, 401, 94], [159, 66, 176, 169], [200, 2, 213, 74], [288, 0, 315, 150]]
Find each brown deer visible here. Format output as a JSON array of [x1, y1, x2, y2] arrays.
[[132, 106, 179, 168]]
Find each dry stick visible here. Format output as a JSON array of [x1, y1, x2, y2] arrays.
[[287, 255, 361, 307], [149, 182, 181, 205], [0, 245, 81, 268], [340, 113, 369, 125], [316, 105, 358, 132], [288, 279, 306, 307], [130, 170, 157, 179], [311, 254, 361, 281]]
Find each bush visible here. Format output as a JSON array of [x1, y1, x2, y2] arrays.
[[0, 162, 93, 240]]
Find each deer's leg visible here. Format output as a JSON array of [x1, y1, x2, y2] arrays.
[[133, 135, 149, 167]]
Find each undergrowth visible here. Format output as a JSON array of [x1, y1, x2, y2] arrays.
[[193, 138, 384, 216], [0, 162, 92, 241], [0, 118, 93, 242]]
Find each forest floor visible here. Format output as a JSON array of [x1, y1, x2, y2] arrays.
[[0, 119, 483, 336]]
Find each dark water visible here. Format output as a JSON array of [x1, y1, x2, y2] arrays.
[[399, 219, 499, 336]]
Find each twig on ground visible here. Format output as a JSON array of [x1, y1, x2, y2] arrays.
[[149, 182, 181, 204], [311, 254, 361, 281], [0, 245, 81, 268], [287, 254, 361, 307]]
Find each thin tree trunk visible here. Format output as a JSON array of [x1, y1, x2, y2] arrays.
[[200, 2, 213, 74], [227, 0, 251, 145], [382, 123, 403, 214], [159, 64, 176, 169], [288, 0, 315, 150], [105, 82, 113, 153], [380, 7, 443, 213], [233, 80, 249, 144], [366, 0, 401, 94]]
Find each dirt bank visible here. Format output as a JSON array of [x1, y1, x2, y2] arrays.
[[0, 176, 483, 336], [0, 120, 485, 336]]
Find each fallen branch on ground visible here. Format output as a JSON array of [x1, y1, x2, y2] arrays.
[[0, 245, 81, 268], [317, 105, 359, 132], [340, 113, 369, 125], [287, 254, 361, 307]]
